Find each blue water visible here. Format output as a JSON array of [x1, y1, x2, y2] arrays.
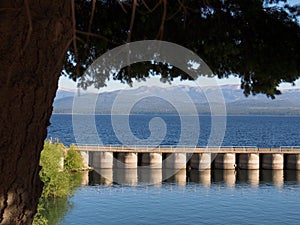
[[48, 114, 300, 147], [47, 114, 300, 225], [62, 182, 300, 225]]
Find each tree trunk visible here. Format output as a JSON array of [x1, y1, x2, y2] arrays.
[[0, 1, 72, 224]]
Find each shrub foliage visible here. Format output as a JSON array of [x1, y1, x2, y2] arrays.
[[33, 141, 84, 225]]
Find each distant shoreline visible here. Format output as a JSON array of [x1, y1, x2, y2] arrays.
[[52, 113, 300, 117]]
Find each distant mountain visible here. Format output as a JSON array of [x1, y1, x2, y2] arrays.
[[53, 85, 300, 115], [54, 87, 76, 100]]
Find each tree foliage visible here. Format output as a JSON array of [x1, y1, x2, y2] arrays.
[[64, 145, 84, 171], [63, 0, 300, 98], [33, 141, 84, 225], [38, 141, 84, 198], [39, 141, 69, 198]]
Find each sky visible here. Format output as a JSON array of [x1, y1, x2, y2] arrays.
[[59, 75, 300, 92], [59, 0, 300, 92]]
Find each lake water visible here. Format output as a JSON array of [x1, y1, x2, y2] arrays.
[[48, 114, 300, 147], [47, 115, 300, 225]]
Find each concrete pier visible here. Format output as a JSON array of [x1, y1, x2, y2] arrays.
[[238, 153, 260, 170], [116, 152, 138, 168], [141, 153, 162, 168], [214, 153, 236, 170], [75, 145, 300, 171], [285, 154, 300, 170], [164, 153, 186, 169], [261, 154, 284, 170], [80, 151, 89, 168], [190, 153, 211, 170], [91, 152, 113, 169], [91, 152, 100, 167], [81, 171, 89, 185]]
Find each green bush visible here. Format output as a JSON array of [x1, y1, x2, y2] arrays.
[[64, 145, 84, 171], [33, 141, 84, 225], [39, 141, 69, 198]]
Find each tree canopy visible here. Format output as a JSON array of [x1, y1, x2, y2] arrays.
[[63, 0, 300, 98]]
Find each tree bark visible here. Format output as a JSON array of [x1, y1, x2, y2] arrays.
[[0, 1, 72, 224]]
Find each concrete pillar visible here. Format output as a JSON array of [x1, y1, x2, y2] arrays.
[[190, 169, 211, 187], [81, 171, 89, 185], [285, 154, 300, 170], [164, 153, 186, 169], [138, 168, 162, 185], [92, 152, 113, 169], [116, 152, 138, 168], [261, 154, 284, 170], [214, 153, 236, 170], [91, 152, 100, 167], [141, 153, 162, 168], [238, 154, 260, 170], [190, 153, 211, 170], [80, 151, 89, 168]]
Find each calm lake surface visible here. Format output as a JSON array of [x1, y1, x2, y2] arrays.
[[47, 114, 300, 225]]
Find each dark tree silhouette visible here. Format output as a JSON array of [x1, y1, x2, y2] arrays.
[[0, 0, 299, 224], [66, 0, 300, 98]]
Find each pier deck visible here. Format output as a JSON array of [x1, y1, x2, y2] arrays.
[[75, 145, 300, 154]]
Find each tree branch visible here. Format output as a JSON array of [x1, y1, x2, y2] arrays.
[[76, 36, 86, 45], [127, 0, 138, 43], [76, 30, 117, 44], [156, 0, 167, 39], [141, 0, 162, 13], [88, 0, 96, 35], [166, 4, 182, 20], [115, 0, 128, 13], [177, 0, 187, 29]]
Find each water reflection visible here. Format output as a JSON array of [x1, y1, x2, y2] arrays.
[[164, 169, 186, 186], [189, 169, 211, 187], [285, 170, 300, 183], [113, 168, 138, 185], [260, 170, 284, 188], [212, 169, 236, 188], [87, 169, 300, 187], [138, 168, 162, 186], [34, 172, 84, 225], [90, 168, 113, 185], [237, 169, 260, 187]]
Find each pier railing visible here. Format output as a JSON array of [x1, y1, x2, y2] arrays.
[[74, 144, 300, 154]]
